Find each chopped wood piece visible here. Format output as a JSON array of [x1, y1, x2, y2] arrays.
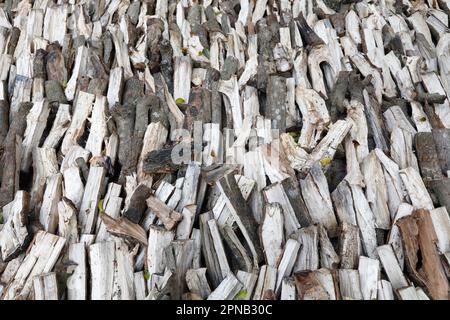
[[186, 268, 211, 299], [146, 195, 183, 231], [358, 256, 380, 300], [100, 214, 148, 246], [339, 269, 362, 300], [0, 191, 30, 262], [300, 164, 338, 236], [39, 173, 62, 234], [207, 273, 243, 300], [397, 209, 450, 299], [2, 231, 66, 300], [294, 270, 330, 300], [377, 244, 409, 290], [339, 222, 361, 269], [217, 173, 263, 263], [57, 197, 78, 244], [66, 242, 86, 300], [253, 265, 277, 300], [33, 272, 58, 300], [261, 203, 285, 267], [79, 166, 106, 234], [276, 238, 300, 293]]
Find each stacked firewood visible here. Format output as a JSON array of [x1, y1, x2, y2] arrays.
[[0, 0, 449, 300]]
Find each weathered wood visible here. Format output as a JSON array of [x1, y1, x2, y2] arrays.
[[397, 209, 450, 299], [217, 173, 263, 263], [79, 166, 106, 234], [294, 270, 330, 300], [0, 191, 30, 262], [33, 272, 58, 300], [2, 231, 66, 300], [146, 195, 183, 230]]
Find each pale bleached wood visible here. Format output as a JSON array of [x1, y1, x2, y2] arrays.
[[21, 99, 49, 171], [30, 148, 58, 211], [147, 225, 174, 275], [33, 272, 58, 300], [62, 166, 84, 210], [263, 182, 301, 238], [360, 151, 390, 229], [173, 56, 192, 103], [390, 128, 420, 172], [377, 280, 394, 300], [252, 265, 277, 300], [276, 238, 300, 293], [280, 278, 296, 300], [388, 203, 414, 271], [2, 231, 66, 300], [399, 167, 434, 210], [79, 166, 106, 234], [0, 254, 24, 286], [0, 191, 29, 262], [64, 46, 88, 101], [85, 95, 108, 157], [108, 25, 133, 79], [430, 207, 450, 254], [416, 287, 430, 300], [146, 195, 183, 231], [300, 163, 338, 237], [191, 228, 202, 269], [218, 76, 243, 129], [293, 226, 319, 272], [112, 240, 135, 300], [39, 173, 62, 234], [134, 271, 147, 300], [66, 242, 86, 300], [59, 145, 90, 173], [95, 196, 123, 243], [89, 241, 114, 300], [295, 87, 330, 149], [176, 161, 201, 212], [339, 269, 362, 300], [107, 67, 123, 108], [199, 212, 223, 288], [398, 286, 420, 300], [61, 91, 95, 155], [57, 197, 78, 244], [377, 244, 409, 290], [261, 203, 285, 268], [358, 256, 380, 300], [43, 4, 67, 45], [207, 273, 243, 300], [374, 148, 406, 218]]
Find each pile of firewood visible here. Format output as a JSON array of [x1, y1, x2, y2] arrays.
[[0, 0, 449, 300]]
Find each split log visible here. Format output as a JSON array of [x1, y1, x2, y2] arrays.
[[78, 166, 106, 234], [2, 231, 66, 300], [0, 102, 32, 207], [146, 195, 183, 231], [33, 273, 58, 300], [0, 191, 30, 262], [217, 173, 263, 263], [397, 209, 450, 299]]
